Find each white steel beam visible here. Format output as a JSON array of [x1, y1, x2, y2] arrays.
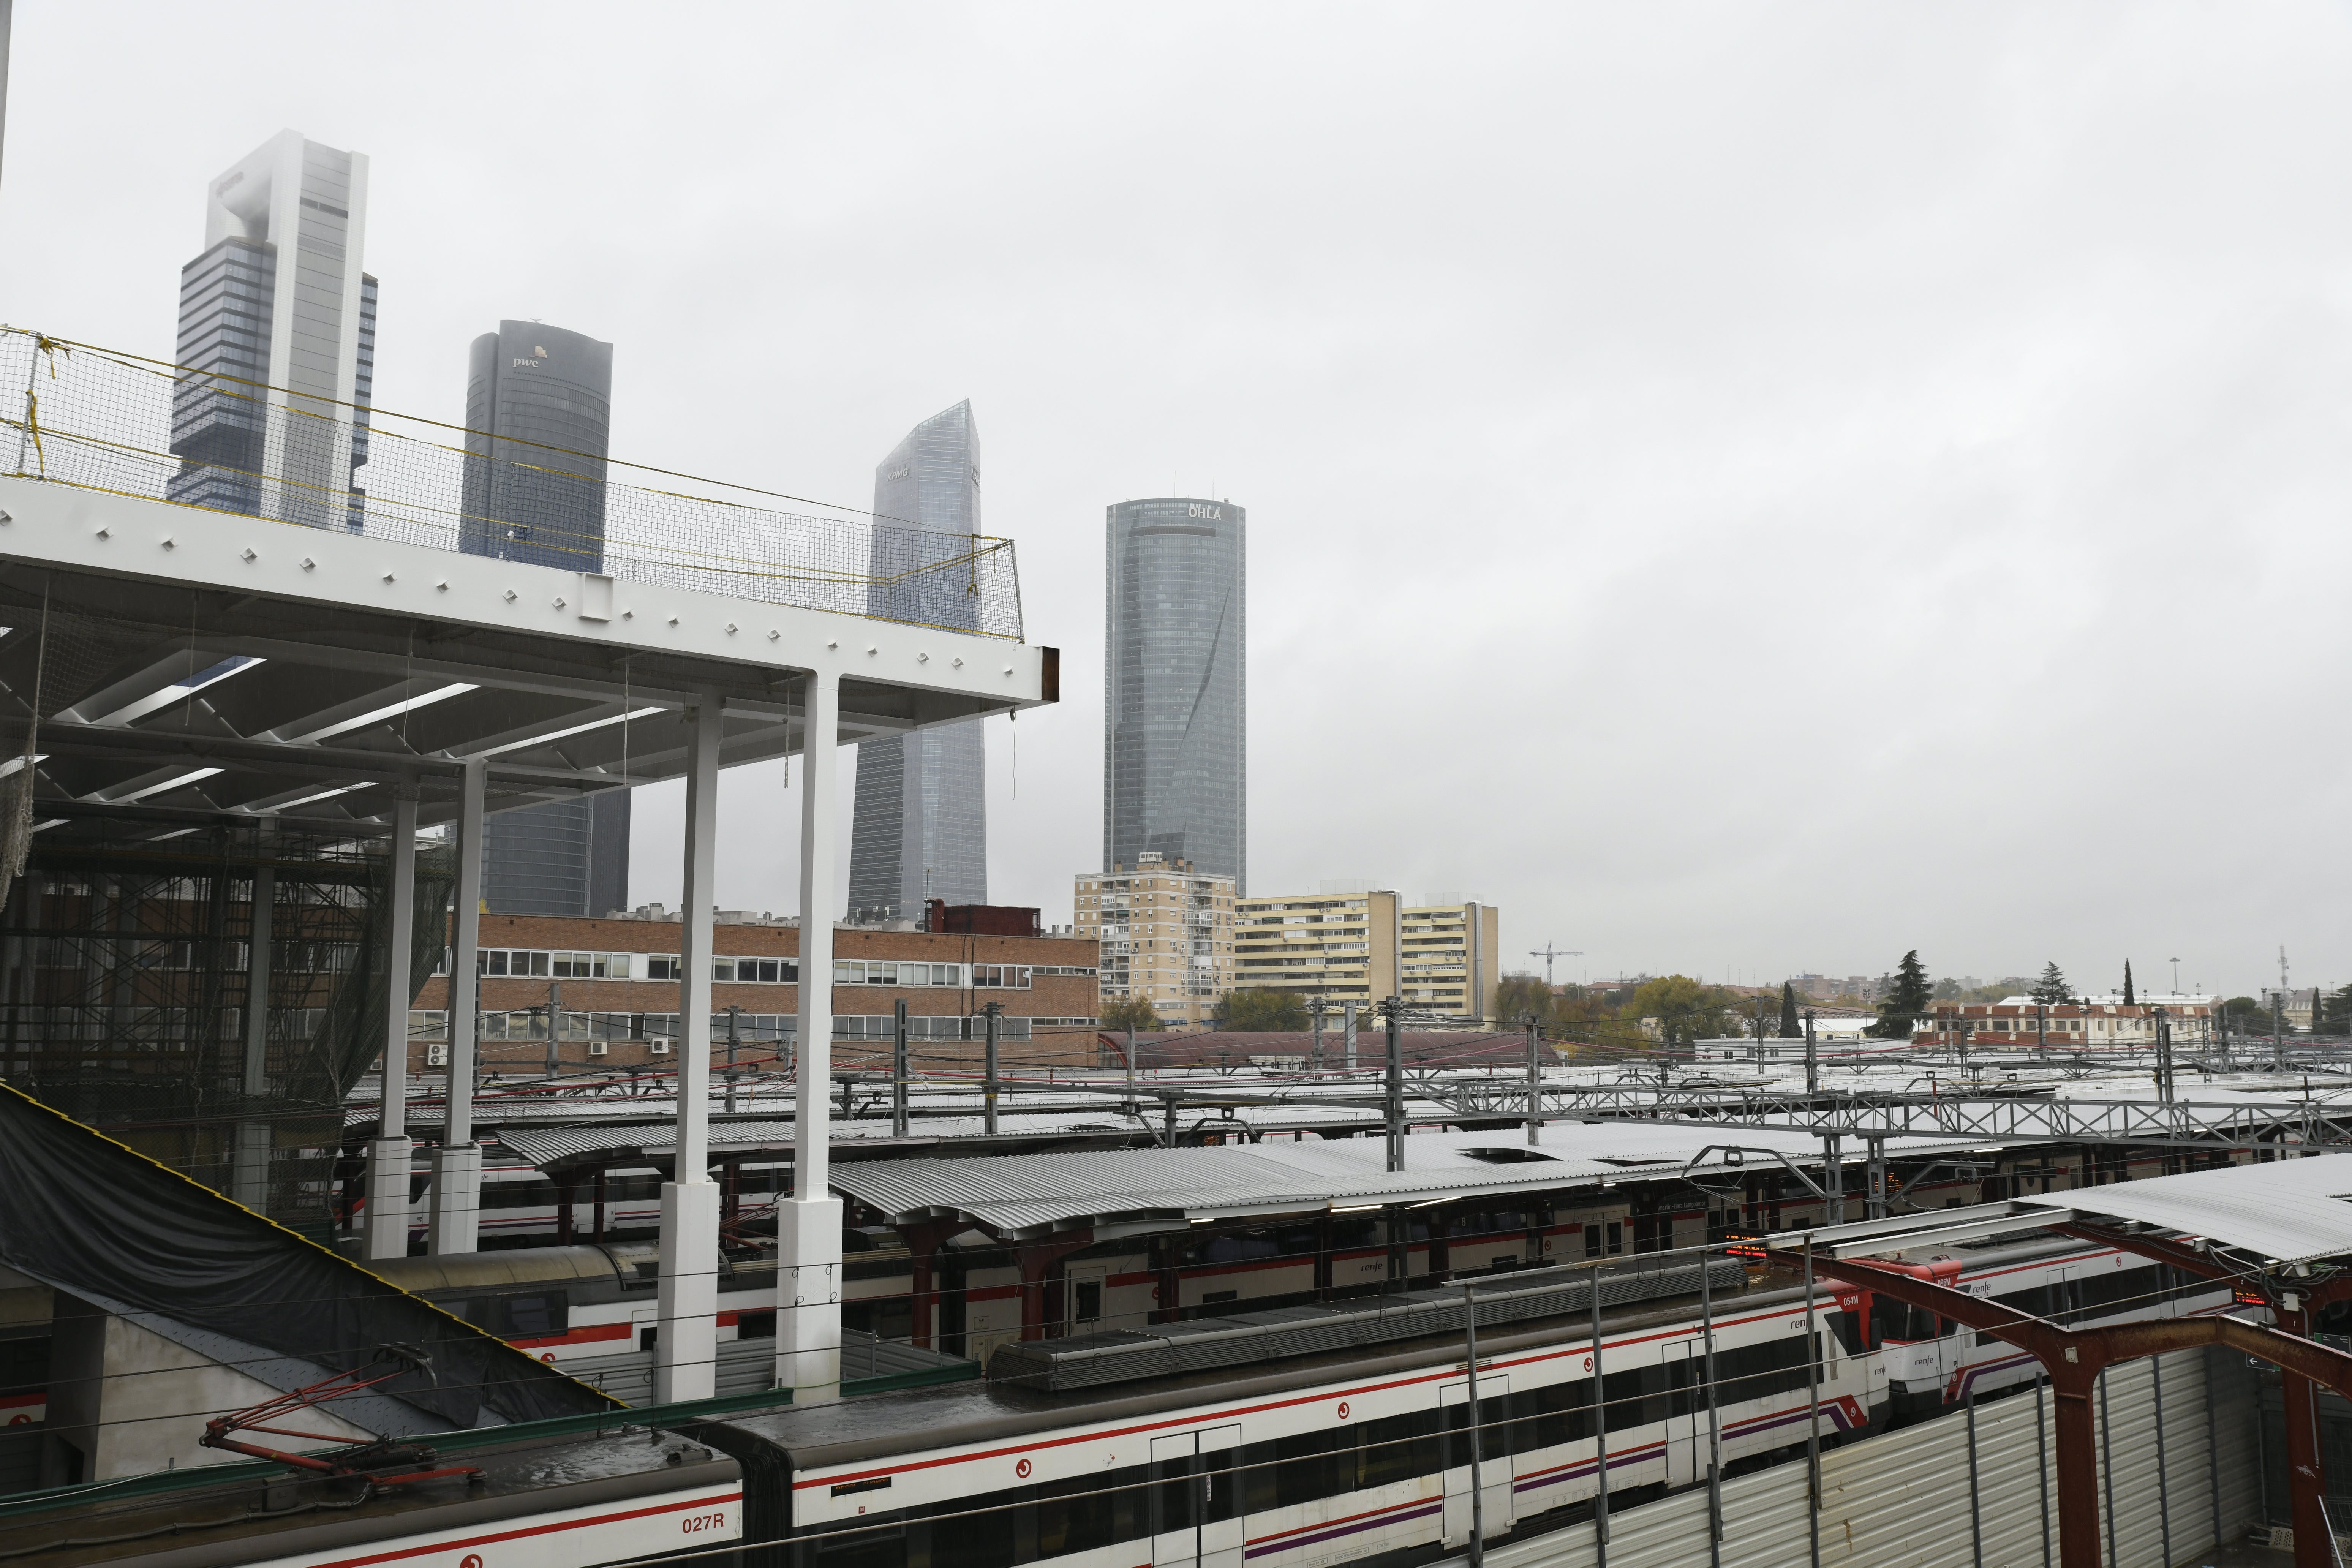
[[429, 756, 485, 1255], [654, 700, 724, 1404], [780, 670, 843, 1405], [363, 791, 419, 1264], [0, 477, 1048, 708]]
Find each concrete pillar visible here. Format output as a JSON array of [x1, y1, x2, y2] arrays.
[[364, 793, 418, 1263], [230, 866, 274, 1211], [779, 670, 842, 1404], [655, 700, 724, 1404], [430, 756, 487, 1255]]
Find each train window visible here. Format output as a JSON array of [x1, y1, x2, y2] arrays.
[[1072, 1282, 1102, 1325], [1870, 1295, 1937, 1344], [1532, 1376, 1593, 1448], [1032, 1470, 1127, 1559], [1354, 1411, 1424, 1489], [1827, 1309, 1866, 1356], [932, 1491, 1017, 1568], [1268, 1427, 1352, 1508], [1601, 1364, 1670, 1428], [498, 1295, 567, 1338], [1712, 1333, 1814, 1403], [811, 1520, 907, 1568]]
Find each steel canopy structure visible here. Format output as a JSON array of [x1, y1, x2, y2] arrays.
[[0, 446, 1057, 1414]]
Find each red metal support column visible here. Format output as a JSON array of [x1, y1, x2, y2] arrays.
[[1013, 1231, 1097, 1341], [900, 1221, 955, 1351], [2279, 1299, 2328, 1566], [2063, 1222, 2347, 1568], [1779, 1248, 2352, 1568]]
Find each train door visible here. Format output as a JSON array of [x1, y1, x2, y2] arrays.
[[1665, 1340, 1705, 1487], [1150, 1425, 1242, 1568], [1440, 1377, 1513, 1547], [1068, 1264, 1111, 1336], [2051, 1266, 2083, 1326]]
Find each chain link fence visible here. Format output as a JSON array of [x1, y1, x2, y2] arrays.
[[0, 326, 1023, 640]]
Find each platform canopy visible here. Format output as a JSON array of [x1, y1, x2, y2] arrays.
[[1794, 1149, 2352, 1268]]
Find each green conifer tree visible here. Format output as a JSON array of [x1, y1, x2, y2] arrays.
[[2029, 961, 2070, 1005], [1778, 980, 1801, 1039], [2122, 960, 2135, 1006], [1870, 951, 1934, 1039]]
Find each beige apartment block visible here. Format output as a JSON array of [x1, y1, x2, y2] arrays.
[[1233, 889, 1400, 1010], [1233, 891, 1502, 1023], [1401, 899, 1502, 1022], [1073, 853, 1235, 1024]]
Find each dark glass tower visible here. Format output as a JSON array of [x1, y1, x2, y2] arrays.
[[460, 323, 613, 569], [846, 401, 987, 921], [461, 321, 629, 916], [1104, 498, 1246, 890]]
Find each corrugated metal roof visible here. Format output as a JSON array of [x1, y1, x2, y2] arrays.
[[2032, 1151, 2352, 1266]]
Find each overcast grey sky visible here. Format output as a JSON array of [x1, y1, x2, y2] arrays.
[[5, 3, 2350, 997]]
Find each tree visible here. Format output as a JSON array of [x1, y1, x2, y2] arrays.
[[2320, 985, 2352, 1037], [1493, 974, 1554, 1027], [2029, 962, 2071, 1005], [1870, 951, 1933, 1039], [2121, 960, 2135, 1006], [1100, 996, 1162, 1033], [1626, 975, 1743, 1050], [2220, 996, 2267, 1037], [1778, 981, 1801, 1039], [1212, 987, 1310, 1031]]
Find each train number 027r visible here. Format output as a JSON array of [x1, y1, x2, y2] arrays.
[[681, 1513, 731, 1534]]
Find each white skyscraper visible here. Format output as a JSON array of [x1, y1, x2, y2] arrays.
[[169, 130, 376, 529]]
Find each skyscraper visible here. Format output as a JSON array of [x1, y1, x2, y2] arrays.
[[1103, 498, 1246, 890], [846, 402, 987, 921], [170, 130, 376, 527], [461, 322, 629, 917]]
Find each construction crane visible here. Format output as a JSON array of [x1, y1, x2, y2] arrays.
[[1529, 944, 1583, 988]]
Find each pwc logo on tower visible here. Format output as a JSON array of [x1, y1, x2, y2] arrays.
[[512, 345, 549, 370]]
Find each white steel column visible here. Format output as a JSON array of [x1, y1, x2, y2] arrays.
[[230, 865, 274, 1211], [363, 792, 418, 1263], [429, 757, 486, 1255], [779, 670, 842, 1404], [655, 701, 724, 1404]]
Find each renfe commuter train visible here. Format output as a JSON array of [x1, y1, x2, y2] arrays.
[[673, 1236, 2231, 1568], [0, 1236, 2230, 1568]]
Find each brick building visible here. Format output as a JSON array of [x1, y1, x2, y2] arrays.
[[408, 910, 1100, 1075]]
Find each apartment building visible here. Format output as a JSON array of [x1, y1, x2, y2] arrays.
[[1231, 889, 1397, 1010], [1400, 900, 1501, 1021], [1072, 853, 1236, 1024], [1230, 892, 1503, 1023], [407, 910, 1100, 1073]]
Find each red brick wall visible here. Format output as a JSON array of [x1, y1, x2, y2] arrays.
[[411, 915, 1101, 1072]]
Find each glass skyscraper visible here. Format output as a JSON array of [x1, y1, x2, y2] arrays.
[[846, 402, 987, 921], [169, 130, 376, 528], [461, 321, 630, 917], [1103, 498, 1246, 889]]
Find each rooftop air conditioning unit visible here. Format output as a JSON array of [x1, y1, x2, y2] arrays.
[[589, 1041, 609, 1057], [425, 1044, 449, 1067], [649, 1037, 673, 1055]]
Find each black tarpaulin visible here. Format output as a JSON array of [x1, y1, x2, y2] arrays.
[[0, 1083, 619, 1430]]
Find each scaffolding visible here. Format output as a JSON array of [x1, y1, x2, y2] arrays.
[[0, 809, 450, 1241]]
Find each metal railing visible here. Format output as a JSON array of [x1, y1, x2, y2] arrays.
[[0, 327, 1023, 639]]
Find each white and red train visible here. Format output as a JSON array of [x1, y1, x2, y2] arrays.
[[694, 1232, 2227, 1568]]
